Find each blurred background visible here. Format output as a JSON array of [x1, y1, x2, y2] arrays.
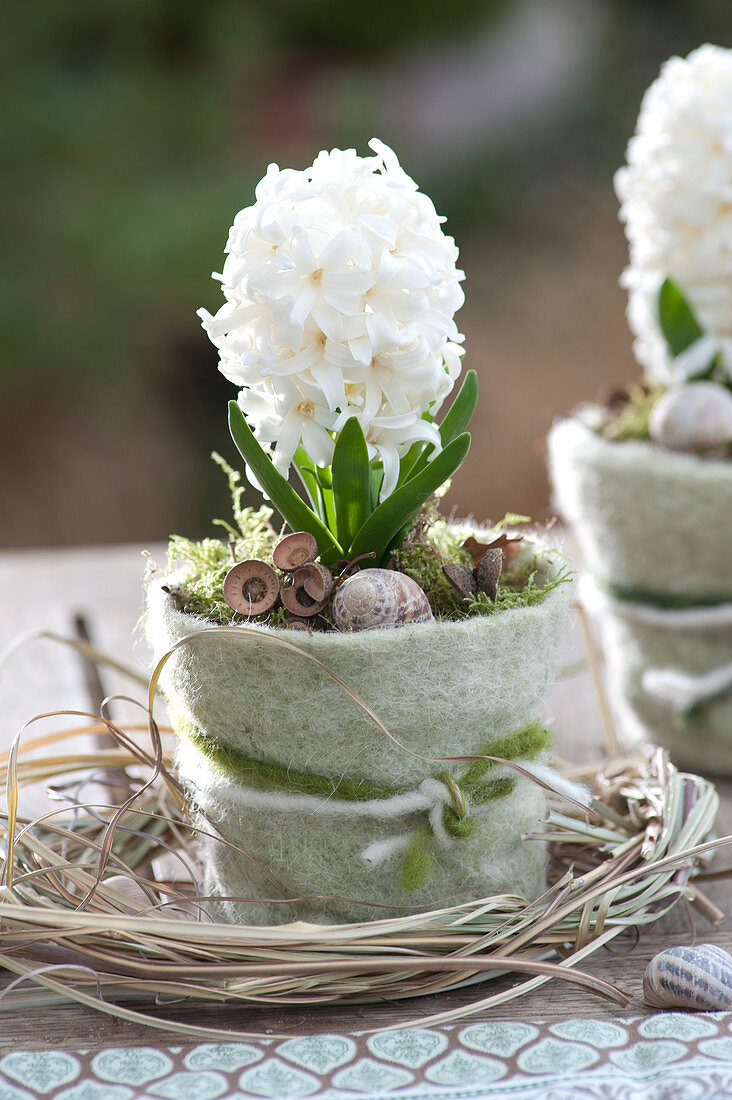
[[2, 0, 731, 549]]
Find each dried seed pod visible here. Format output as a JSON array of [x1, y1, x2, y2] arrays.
[[649, 381, 732, 451], [284, 612, 328, 632], [223, 560, 280, 615], [463, 536, 493, 566], [474, 548, 503, 600], [464, 532, 523, 567], [284, 616, 310, 631], [332, 569, 433, 632], [442, 562, 477, 599], [643, 944, 732, 1010], [298, 561, 334, 603], [273, 531, 318, 571], [280, 575, 329, 617]]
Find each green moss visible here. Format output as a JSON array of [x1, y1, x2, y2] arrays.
[[167, 523, 280, 625], [601, 385, 664, 442], [170, 553, 234, 623], [209, 451, 279, 552], [167, 535, 230, 576], [165, 454, 280, 625], [466, 564, 572, 619], [168, 467, 570, 626], [391, 499, 474, 618], [393, 503, 571, 621]]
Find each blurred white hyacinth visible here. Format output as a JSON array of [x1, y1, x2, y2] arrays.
[[615, 45, 732, 385], [199, 139, 465, 499]]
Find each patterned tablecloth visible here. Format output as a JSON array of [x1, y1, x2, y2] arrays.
[[2, 1013, 732, 1100]]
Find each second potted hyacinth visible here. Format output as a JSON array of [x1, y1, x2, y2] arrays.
[[146, 140, 571, 925], [549, 46, 732, 775]]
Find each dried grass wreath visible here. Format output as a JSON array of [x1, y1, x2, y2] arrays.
[[0, 618, 725, 1041]]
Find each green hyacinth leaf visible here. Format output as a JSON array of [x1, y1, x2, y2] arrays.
[[331, 416, 372, 553], [350, 432, 471, 564], [658, 277, 704, 358], [228, 401, 343, 562], [371, 466, 384, 510], [293, 446, 323, 518], [406, 369, 477, 483], [396, 439, 427, 487]]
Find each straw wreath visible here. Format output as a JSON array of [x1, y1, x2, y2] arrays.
[[0, 621, 725, 1041]]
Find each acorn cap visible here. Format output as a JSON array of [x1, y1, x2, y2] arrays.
[[273, 531, 318, 571], [442, 562, 477, 599], [474, 548, 503, 601], [223, 560, 280, 615], [280, 574, 329, 617]]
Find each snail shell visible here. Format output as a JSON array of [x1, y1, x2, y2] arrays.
[[332, 569, 434, 632], [649, 382, 732, 452], [643, 944, 732, 1010]]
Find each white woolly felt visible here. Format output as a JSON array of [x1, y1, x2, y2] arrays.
[[146, 554, 571, 789], [176, 737, 550, 926], [548, 416, 732, 601], [145, 547, 570, 923]]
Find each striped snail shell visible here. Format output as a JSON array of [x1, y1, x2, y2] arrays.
[[332, 569, 434, 632], [643, 944, 732, 1010]]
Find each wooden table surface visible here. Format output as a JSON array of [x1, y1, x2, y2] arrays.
[[2, 541, 732, 1051]]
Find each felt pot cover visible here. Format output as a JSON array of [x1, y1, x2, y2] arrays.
[[548, 417, 732, 602], [549, 416, 732, 774], [145, 556, 570, 924]]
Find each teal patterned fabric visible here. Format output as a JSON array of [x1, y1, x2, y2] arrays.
[[2, 1013, 732, 1098]]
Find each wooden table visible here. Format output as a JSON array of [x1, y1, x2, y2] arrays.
[[2, 544, 732, 1097]]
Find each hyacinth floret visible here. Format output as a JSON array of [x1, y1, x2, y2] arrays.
[[198, 139, 465, 498], [616, 45, 732, 385]]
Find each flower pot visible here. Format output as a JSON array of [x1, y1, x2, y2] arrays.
[[548, 416, 732, 774], [145, 549, 571, 925]]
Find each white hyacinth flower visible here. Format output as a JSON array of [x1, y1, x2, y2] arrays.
[[615, 45, 732, 385], [199, 139, 465, 499]]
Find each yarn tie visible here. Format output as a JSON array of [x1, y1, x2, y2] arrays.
[[420, 777, 470, 849], [180, 718, 553, 889], [361, 776, 475, 888], [438, 772, 467, 819], [581, 573, 732, 716]]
